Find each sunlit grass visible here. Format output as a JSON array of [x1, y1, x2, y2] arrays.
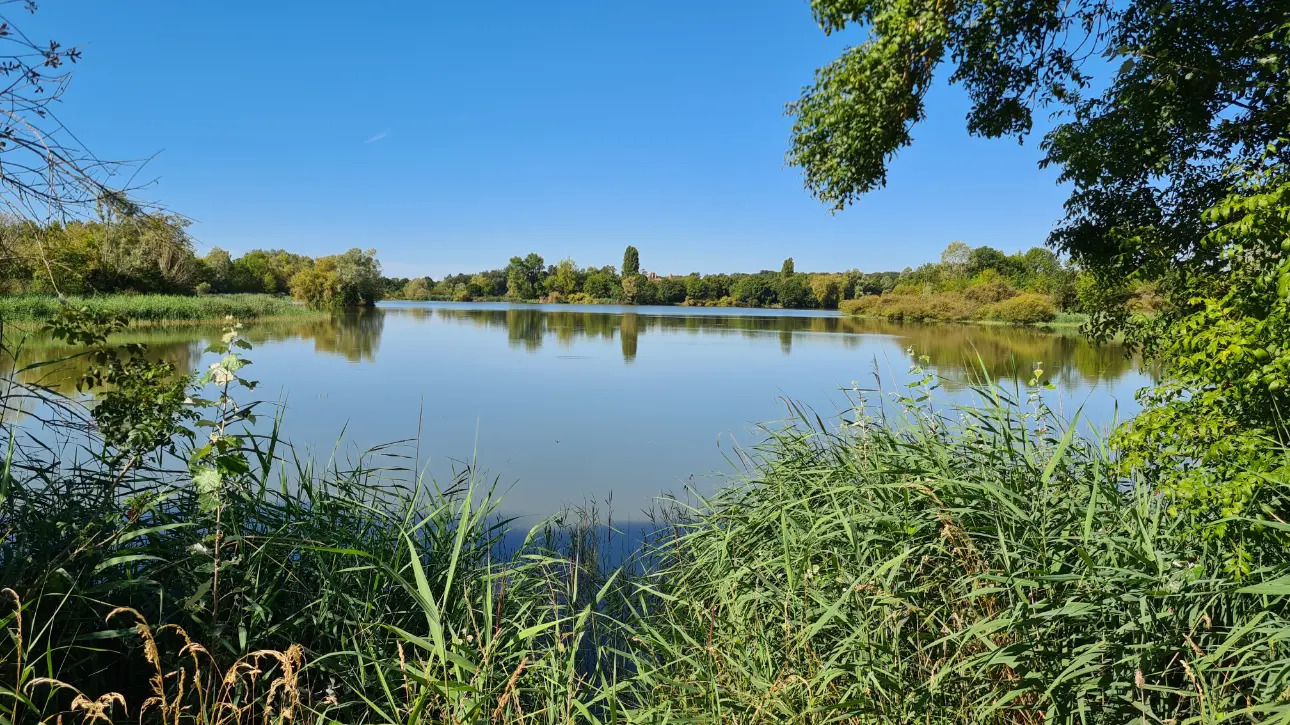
[[0, 293, 317, 322]]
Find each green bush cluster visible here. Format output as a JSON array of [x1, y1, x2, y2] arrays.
[[979, 292, 1057, 323], [840, 289, 1058, 324]]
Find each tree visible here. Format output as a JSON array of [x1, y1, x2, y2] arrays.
[[505, 253, 544, 299], [940, 241, 971, 277], [467, 274, 490, 298], [655, 277, 686, 304], [584, 270, 618, 300], [788, 0, 1288, 316], [622, 245, 640, 277], [402, 277, 432, 300], [548, 258, 581, 296], [787, 0, 1290, 534], [733, 275, 775, 307], [0, 6, 190, 297], [967, 247, 1016, 279], [203, 248, 232, 291], [777, 274, 812, 308], [809, 274, 846, 308], [621, 273, 649, 304], [289, 248, 383, 310], [780, 257, 795, 277]]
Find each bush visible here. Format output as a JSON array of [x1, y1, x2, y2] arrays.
[[194, 281, 212, 295], [289, 248, 383, 310], [839, 295, 882, 315], [963, 279, 1017, 304], [980, 292, 1057, 323]]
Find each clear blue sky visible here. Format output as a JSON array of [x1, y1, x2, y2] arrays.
[[30, 0, 1069, 279]]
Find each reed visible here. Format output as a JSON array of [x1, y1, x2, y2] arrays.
[[0, 294, 316, 322], [4, 319, 1290, 723]]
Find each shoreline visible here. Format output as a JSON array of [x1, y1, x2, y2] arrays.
[[0, 293, 325, 326], [839, 311, 1089, 331]]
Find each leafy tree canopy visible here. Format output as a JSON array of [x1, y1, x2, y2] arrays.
[[788, 0, 1289, 299]]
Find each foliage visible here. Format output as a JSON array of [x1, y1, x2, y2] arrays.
[[227, 249, 313, 295], [0, 216, 393, 312], [1, 216, 201, 295], [370, 241, 1078, 315], [401, 276, 433, 300], [547, 257, 581, 296], [622, 245, 640, 277], [732, 274, 775, 307], [506, 253, 545, 299], [775, 274, 812, 308], [838, 296, 880, 316], [786, 0, 1290, 526], [808, 274, 845, 308], [1115, 154, 1290, 533], [621, 273, 655, 305], [288, 248, 382, 311], [978, 292, 1058, 324], [582, 270, 619, 300]]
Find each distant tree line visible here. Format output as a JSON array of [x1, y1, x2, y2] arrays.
[[0, 216, 384, 310], [1, 217, 1146, 316], [392, 242, 1132, 315]]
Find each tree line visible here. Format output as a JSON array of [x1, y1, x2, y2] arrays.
[[393, 241, 1128, 317], [0, 215, 1146, 318], [0, 216, 386, 310]]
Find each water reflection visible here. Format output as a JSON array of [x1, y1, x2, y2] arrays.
[[5, 304, 1147, 398], [3, 302, 1152, 517], [395, 304, 1145, 387], [3, 308, 387, 396]]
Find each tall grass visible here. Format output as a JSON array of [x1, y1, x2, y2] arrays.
[[4, 319, 1290, 723], [0, 293, 315, 322], [624, 378, 1290, 722]]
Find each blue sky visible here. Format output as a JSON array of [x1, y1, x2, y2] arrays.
[[29, 0, 1069, 279]]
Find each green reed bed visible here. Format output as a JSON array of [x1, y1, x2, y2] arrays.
[[0, 293, 316, 323], [4, 314, 1290, 723], [627, 383, 1290, 723]]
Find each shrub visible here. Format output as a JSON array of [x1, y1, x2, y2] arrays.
[[839, 295, 882, 315], [980, 292, 1057, 323], [289, 248, 383, 310], [194, 281, 212, 295], [963, 279, 1017, 304]]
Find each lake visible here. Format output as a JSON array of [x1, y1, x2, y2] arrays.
[[4, 302, 1153, 521]]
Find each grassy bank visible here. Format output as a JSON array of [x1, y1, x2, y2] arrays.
[[840, 290, 1089, 328], [3, 326, 1288, 723], [0, 293, 318, 323]]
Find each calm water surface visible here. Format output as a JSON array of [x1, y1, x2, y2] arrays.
[[6, 302, 1153, 520]]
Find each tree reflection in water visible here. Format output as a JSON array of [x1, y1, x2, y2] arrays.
[[3, 304, 1148, 418], [417, 305, 1147, 386]]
